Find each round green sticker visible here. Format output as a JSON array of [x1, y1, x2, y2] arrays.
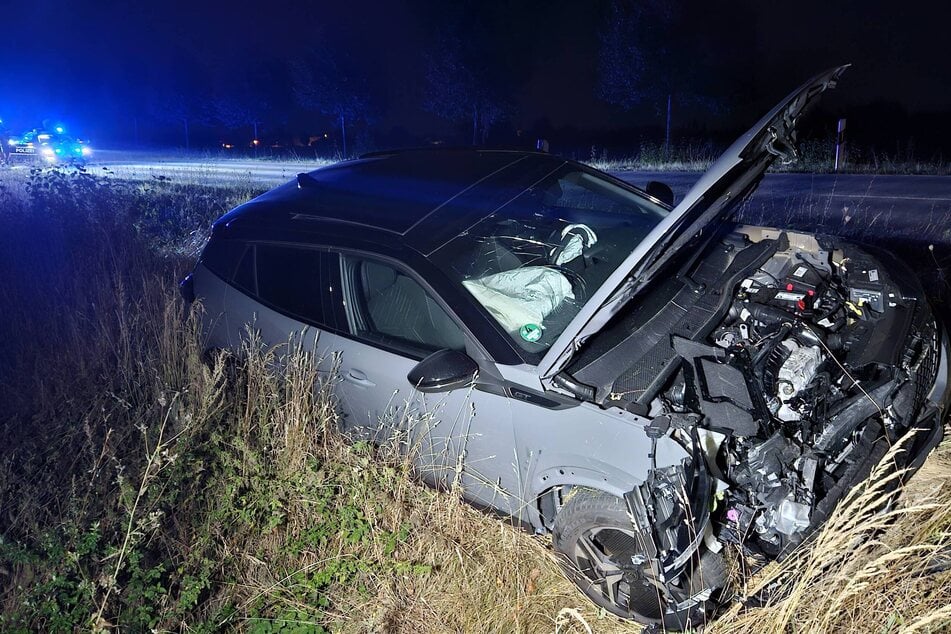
[[519, 323, 543, 343]]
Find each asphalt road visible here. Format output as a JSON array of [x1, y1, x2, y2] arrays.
[[93, 155, 331, 188], [86, 151, 951, 276], [83, 153, 951, 211], [616, 171, 951, 246]]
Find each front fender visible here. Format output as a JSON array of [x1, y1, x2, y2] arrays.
[[524, 425, 691, 530]]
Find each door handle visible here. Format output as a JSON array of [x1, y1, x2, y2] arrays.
[[345, 369, 376, 388]]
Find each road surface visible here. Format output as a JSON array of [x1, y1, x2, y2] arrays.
[[18, 151, 950, 246], [608, 171, 951, 248], [85, 152, 950, 202]]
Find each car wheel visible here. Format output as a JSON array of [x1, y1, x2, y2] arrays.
[[552, 488, 725, 628]]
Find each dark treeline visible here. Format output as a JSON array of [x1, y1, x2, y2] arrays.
[[3, 0, 949, 159]]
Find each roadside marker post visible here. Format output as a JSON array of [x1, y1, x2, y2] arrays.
[[834, 117, 847, 172]]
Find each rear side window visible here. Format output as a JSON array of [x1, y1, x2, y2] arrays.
[[255, 244, 325, 326], [200, 238, 246, 280], [233, 247, 256, 294]]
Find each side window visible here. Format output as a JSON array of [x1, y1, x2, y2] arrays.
[[340, 256, 466, 356], [254, 244, 326, 326], [233, 246, 256, 294], [200, 237, 246, 280]]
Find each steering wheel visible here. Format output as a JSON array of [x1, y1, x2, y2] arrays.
[[552, 222, 606, 268], [542, 263, 588, 303]]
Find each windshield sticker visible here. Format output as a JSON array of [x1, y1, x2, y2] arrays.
[[519, 323, 543, 342]]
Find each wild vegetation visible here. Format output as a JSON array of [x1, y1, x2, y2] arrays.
[[585, 137, 951, 175], [1, 166, 950, 632]]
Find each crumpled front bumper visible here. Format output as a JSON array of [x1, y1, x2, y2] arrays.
[[925, 324, 951, 412], [623, 430, 718, 628]]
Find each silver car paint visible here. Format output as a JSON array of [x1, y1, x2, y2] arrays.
[[193, 258, 690, 530]]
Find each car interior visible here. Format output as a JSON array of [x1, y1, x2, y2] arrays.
[[355, 258, 467, 354]]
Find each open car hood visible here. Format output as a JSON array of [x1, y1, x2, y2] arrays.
[[538, 64, 850, 379]]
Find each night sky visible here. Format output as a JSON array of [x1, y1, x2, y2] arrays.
[[3, 0, 949, 151]]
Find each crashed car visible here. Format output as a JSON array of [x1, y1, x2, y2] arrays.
[[182, 66, 949, 628], [7, 129, 91, 164]]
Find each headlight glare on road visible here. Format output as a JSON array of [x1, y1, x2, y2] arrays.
[[82, 146, 92, 156]]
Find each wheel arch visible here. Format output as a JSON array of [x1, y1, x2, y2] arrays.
[[523, 431, 691, 531], [527, 459, 642, 531]]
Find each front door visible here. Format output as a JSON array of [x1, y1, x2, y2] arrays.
[[328, 253, 522, 516]]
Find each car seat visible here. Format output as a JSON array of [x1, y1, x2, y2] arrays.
[[362, 261, 466, 352]]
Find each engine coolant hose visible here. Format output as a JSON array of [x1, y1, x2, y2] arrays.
[[814, 380, 900, 453]]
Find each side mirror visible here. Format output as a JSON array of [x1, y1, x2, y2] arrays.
[[646, 180, 675, 207], [407, 349, 479, 393]]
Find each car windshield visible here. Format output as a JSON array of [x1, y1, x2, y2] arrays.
[[430, 165, 669, 356]]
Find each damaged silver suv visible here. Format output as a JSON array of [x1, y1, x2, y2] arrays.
[[182, 66, 950, 628]]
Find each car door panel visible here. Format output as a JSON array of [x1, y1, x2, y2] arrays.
[[190, 263, 233, 351], [329, 254, 521, 516], [221, 243, 341, 376]]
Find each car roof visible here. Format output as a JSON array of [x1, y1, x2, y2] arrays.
[[214, 148, 570, 253]]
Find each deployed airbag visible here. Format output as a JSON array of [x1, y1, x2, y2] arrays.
[[463, 266, 574, 334]]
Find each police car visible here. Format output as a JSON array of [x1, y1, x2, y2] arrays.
[[7, 128, 92, 164]]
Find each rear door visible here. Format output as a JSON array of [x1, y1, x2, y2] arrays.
[[327, 252, 522, 515], [221, 242, 342, 373]]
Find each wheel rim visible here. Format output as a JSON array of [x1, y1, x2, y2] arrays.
[[568, 525, 665, 621]]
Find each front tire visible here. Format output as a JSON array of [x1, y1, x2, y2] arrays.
[[552, 488, 725, 629]]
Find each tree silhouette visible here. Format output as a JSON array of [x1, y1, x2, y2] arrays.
[[147, 90, 205, 150], [598, 0, 722, 151], [291, 50, 371, 158], [210, 64, 278, 146], [145, 53, 212, 150], [423, 33, 507, 145]]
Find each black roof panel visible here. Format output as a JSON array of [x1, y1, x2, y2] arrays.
[[215, 149, 567, 248]]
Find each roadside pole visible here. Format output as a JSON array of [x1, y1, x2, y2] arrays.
[[834, 117, 847, 171], [664, 93, 672, 157]]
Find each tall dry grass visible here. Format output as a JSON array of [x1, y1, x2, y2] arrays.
[[584, 137, 951, 175]]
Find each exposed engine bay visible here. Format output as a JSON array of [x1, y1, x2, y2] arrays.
[[560, 226, 940, 557]]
